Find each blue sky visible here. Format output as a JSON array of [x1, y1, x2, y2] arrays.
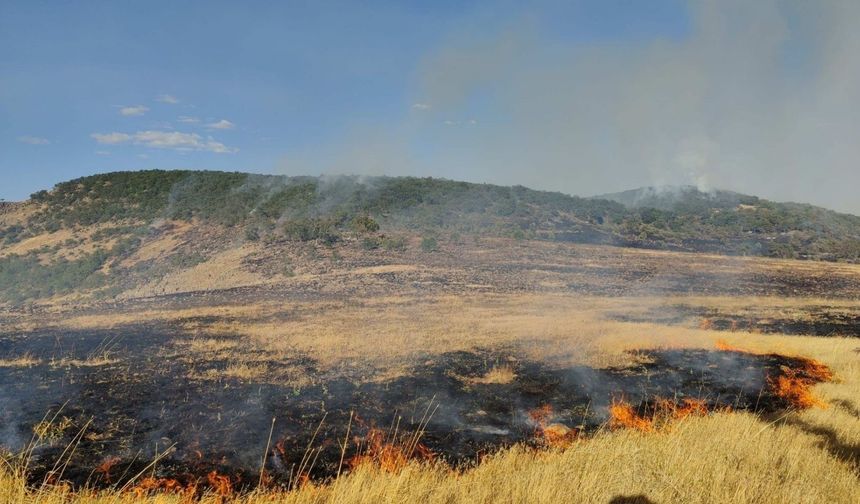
[[2, 1, 859, 213]]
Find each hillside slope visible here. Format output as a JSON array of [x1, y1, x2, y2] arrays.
[[1, 170, 859, 304]]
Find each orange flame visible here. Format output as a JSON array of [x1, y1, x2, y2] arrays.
[[94, 456, 121, 482], [206, 471, 233, 497], [715, 339, 745, 352], [770, 373, 825, 409], [608, 401, 654, 432], [653, 397, 710, 420], [527, 405, 578, 448], [348, 428, 434, 472], [794, 357, 833, 383], [715, 340, 832, 409], [609, 397, 710, 432], [131, 477, 195, 497], [769, 357, 832, 410], [528, 404, 553, 425], [541, 423, 578, 447], [672, 398, 709, 419]]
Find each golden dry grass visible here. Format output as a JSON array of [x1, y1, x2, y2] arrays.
[[0, 354, 40, 368], [0, 229, 76, 259], [0, 352, 118, 369], [468, 364, 517, 385], [125, 245, 275, 298], [49, 354, 117, 368], [117, 221, 193, 268]]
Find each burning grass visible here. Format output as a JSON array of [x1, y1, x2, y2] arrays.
[[0, 334, 839, 497], [527, 405, 580, 448], [713, 339, 834, 410], [1, 277, 859, 502], [607, 398, 714, 433], [348, 428, 436, 473], [2, 411, 859, 503], [608, 401, 655, 432]]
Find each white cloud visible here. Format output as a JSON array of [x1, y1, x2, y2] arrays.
[[91, 132, 131, 144], [412, 103, 431, 110], [137, 153, 149, 159], [91, 130, 237, 153], [119, 105, 149, 116], [205, 119, 235, 130], [155, 94, 179, 104], [95, 150, 110, 156], [177, 116, 200, 123], [442, 119, 478, 126], [17, 136, 50, 145]]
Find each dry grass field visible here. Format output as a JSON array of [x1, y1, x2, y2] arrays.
[[1, 238, 859, 503]]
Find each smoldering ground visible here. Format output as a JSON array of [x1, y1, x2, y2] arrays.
[[0, 322, 830, 492]]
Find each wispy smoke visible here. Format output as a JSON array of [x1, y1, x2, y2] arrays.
[[284, 0, 860, 214]]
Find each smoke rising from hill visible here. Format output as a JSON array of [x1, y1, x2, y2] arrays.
[[288, 0, 860, 215]]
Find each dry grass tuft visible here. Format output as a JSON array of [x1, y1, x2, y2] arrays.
[[469, 365, 517, 385], [0, 354, 40, 368]]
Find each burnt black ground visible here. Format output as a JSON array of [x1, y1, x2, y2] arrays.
[[0, 322, 824, 491]]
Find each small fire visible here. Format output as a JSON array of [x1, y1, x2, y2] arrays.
[[770, 372, 825, 409], [654, 398, 710, 420], [206, 471, 234, 496], [527, 405, 578, 448], [94, 456, 121, 482], [527, 404, 553, 425], [699, 318, 713, 330], [608, 401, 654, 432], [130, 471, 234, 498], [793, 357, 833, 383], [715, 339, 744, 352], [131, 477, 194, 497], [609, 397, 710, 432], [541, 423, 578, 447], [349, 427, 434, 472], [769, 358, 832, 410], [715, 340, 833, 410]]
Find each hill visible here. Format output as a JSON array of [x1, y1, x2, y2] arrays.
[[597, 186, 758, 211], [1, 170, 859, 304]]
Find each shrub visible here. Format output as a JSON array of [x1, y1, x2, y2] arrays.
[[282, 258, 295, 277], [245, 227, 260, 242], [283, 218, 340, 244], [362, 236, 381, 250], [381, 235, 407, 251], [351, 215, 380, 233], [421, 236, 438, 253], [169, 252, 207, 268], [0, 251, 109, 301]]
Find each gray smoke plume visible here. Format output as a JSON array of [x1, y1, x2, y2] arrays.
[[281, 0, 860, 215]]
